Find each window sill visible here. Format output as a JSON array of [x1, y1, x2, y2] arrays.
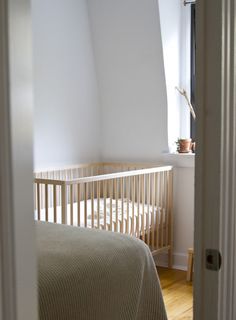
[[160, 152, 195, 168]]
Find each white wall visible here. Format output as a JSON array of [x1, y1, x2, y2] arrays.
[[159, 0, 191, 152], [87, 0, 169, 162], [32, 0, 101, 170], [173, 166, 194, 268], [156, 155, 194, 270]]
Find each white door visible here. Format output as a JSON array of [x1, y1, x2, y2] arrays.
[[194, 0, 236, 319], [0, 0, 37, 319]]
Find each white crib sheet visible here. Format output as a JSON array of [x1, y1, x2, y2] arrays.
[[35, 198, 165, 235]]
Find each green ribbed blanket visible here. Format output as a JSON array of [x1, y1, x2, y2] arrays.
[[36, 222, 167, 320]]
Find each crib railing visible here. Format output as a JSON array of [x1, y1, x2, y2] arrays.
[[34, 162, 154, 211], [34, 164, 173, 259]]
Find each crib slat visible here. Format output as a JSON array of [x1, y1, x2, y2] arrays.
[[121, 177, 124, 233], [40, 173, 44, 211], [151, 173, 155, 249], [156, 173, 159, 250], [97, 181, 100, 229], [45, 184, 49, 222], [131, 176, 135, 236], [141, 175, 145, 241], [126, 177, 130, 234], [56, 172, 61, 206], [161, 172, 164, 208], [84, 183, 87, 227], [109, 180, 113, 231], [37, 182, 41, 220], [103, 180, 107, 230], [61, 183, 67, 224], [115, 179, 118, 232], [53, 185, 57, 223], [160, 208, 164, 248], [136, 175, 141, 238], [168, 170, 173, 267], [146, 174, 150, 246], [153, 173, 156, 249], [165, 172, 169, 246], [164, 172, 168, 247], [33, 178, 36, 213], [77, 183, 81, 227], [91, 181, 94, 228], [167, 171, 171, 246], [157, 172, 161, 206], [161, 172, 165, 247], [77, 184, 80, 226], [70, 185, 74, 226]]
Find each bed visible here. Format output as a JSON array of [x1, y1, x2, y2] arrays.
[[34, 162, 173, 266], [36, 221, 168, 320]]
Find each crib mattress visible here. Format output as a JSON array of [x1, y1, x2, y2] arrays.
[[35, 198, 165, 234], [36, 221, 167, 320]]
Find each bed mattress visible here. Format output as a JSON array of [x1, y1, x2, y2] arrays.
[[36, 221, 167, 320]]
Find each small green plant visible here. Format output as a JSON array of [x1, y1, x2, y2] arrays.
[[175, 139, 181, 152]]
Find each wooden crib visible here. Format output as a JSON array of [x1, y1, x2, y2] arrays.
[[34, 162, 173, 266]]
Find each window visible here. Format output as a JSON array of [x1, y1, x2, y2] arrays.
[[190, 4, 196, 140]]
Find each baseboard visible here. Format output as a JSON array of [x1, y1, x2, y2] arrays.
[[154, 252, 188, 271]]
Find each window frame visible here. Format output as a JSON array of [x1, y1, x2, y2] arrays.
[[190, 3, 196, 140]]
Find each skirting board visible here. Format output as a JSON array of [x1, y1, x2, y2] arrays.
[[154, 252, 188, 271]]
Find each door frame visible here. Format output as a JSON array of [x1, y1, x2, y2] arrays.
[[195, 0, 236, 319], [0, 0, 37, 319], [1, 0, 236, 319]]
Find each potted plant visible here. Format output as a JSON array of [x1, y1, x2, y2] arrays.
[[175, 86, 196, 153], [176, 138, 193, 153]]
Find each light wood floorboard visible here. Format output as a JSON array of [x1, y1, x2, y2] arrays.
[[157, 267, 193, 320]]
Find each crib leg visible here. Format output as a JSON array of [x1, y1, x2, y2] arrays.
[[168, 247, 173, 269], [187, 248, 194, 282]]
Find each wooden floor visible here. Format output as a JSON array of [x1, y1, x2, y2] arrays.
[[157, 267, 193, 320]]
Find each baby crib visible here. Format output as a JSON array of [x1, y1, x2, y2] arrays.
[[34, 162, 173, 266]]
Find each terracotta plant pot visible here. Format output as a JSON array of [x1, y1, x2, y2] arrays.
[[177, 138, 192, 153]]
